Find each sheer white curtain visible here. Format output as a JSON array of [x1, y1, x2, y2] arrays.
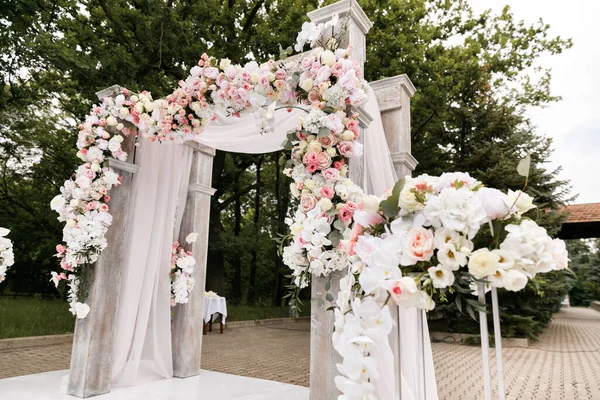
[[111, 141, 192, 387], [110, 87, 438, 398]]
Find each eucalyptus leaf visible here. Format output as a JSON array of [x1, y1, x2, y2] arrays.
[[328, 230, 343, 247], [325, 292, 334, 302], [318, 127, 330, 138], [325, 280, 331, 291], [333, 219, 346, 232], [517, 154, 531, 178], [379, 178, 405, 218]]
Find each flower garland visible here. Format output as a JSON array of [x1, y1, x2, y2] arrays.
[[0, 228, 14, 283], [327, 170, 569, 399], [170, 241, 196, 307], [49, 15, 369, 319]]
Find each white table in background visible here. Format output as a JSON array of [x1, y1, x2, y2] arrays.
[[203, 296, 227, 334]]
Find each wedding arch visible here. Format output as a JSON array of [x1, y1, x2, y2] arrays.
[[48, 0, 569, 399]]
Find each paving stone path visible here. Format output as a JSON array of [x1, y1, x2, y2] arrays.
[[1, 307, 599, 399]]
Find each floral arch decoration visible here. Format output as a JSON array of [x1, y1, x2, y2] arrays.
[[49, 15, 569, 399]]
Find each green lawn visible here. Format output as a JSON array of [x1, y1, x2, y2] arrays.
[[0, 297, 75, 339], [0, 297, 308, 339]]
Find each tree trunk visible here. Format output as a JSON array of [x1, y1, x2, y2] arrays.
[[272, 152, 290, 306], [232, 174, 242, 303], [206, 150, 226, 294], [248, 155, 263, 304]]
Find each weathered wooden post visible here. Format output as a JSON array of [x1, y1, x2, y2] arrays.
[[371, 75, 418, 398], [171, 142, 216, 377], [307, 1, 372, 398], [68, 86, 140, 398]]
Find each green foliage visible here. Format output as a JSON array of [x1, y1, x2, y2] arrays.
[[567, 239, 600, 306], [0, 296, 75, 339]]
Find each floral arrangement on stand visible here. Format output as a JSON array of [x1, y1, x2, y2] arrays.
[[0, 228, 15, 284], [319, 161, 569, 399]]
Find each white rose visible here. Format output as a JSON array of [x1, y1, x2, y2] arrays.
[[69, 199, 79, 207], [320, 50, 336, 66], [108, 136, 124, 152], [290, 223, 303, 236], [119, 107, 129, 117], [299, 78, 314, 92], [307, 141, 322, 153], [342, 130, 354, 141], [220, 58, 231, 69], [398, 182, 424, 212], [326, 147, 337, 157], [363, 195, 380, 213], [185, 232, 198, 244], [134, 102, 144, 114], [106, 116, 118, 126], [66, 219, 76, 228], [304, 179, 316, 190], [468, 248, 500, 279], [318, 198, 333, 211], [506, 189, 536, 217], [290, 183, 300, 198]]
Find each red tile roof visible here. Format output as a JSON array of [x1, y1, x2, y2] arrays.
[[562, 203, 600, 224]]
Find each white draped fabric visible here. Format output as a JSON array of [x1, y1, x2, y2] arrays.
[[111, 141, 192, 387], [110, 86, 438, 399]]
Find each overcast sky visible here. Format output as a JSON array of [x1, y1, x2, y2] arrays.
[[468, 0, 599, 204]]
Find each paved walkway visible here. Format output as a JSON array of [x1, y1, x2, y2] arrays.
[[1, 307, 599, 399]]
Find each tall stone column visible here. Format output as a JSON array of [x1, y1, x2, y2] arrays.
[[307, 1, 372, 398], [68, 86, 140, 398], [171, 142, 216, 377]]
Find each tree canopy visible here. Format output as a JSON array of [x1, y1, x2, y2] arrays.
[[0, 0, 576, 336]]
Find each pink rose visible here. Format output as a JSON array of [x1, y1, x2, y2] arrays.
[[275, 69, 286, 80], [315, 66, 332, 83], [337, 141, 354, 157], [301, 194, 318, 212], [301, 56, 313, 70], [403, 227, 434, 263], [388, 277, 419, 306], [320, 186, 334, 199], [241, 70, 251, 81], [56, 244, 65, 254], [99, 204, 109, 212], [86, 202, 96, 210], [259, 76, 270, 88], [318, 132, 338, 148], [323, 168, 340, 182], [346, 118, 359, 133], [61, 257, 73, 271], [325, 114, 344, 134], [316, 152, 332, 170], [333, 160, 345, 170]]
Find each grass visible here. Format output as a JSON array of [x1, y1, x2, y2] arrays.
[[0, 297, 310, 339], [0, 296, 75, 339]]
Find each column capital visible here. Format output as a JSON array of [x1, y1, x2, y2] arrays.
[[188, 183, 217, 196], [308, 0, 373, 35], [96, 85, 125, 100], [349, 105, 374, 128], [184, 141, 216, 157], [391, 151, 418, 173], [370, 75, 416, 112]]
